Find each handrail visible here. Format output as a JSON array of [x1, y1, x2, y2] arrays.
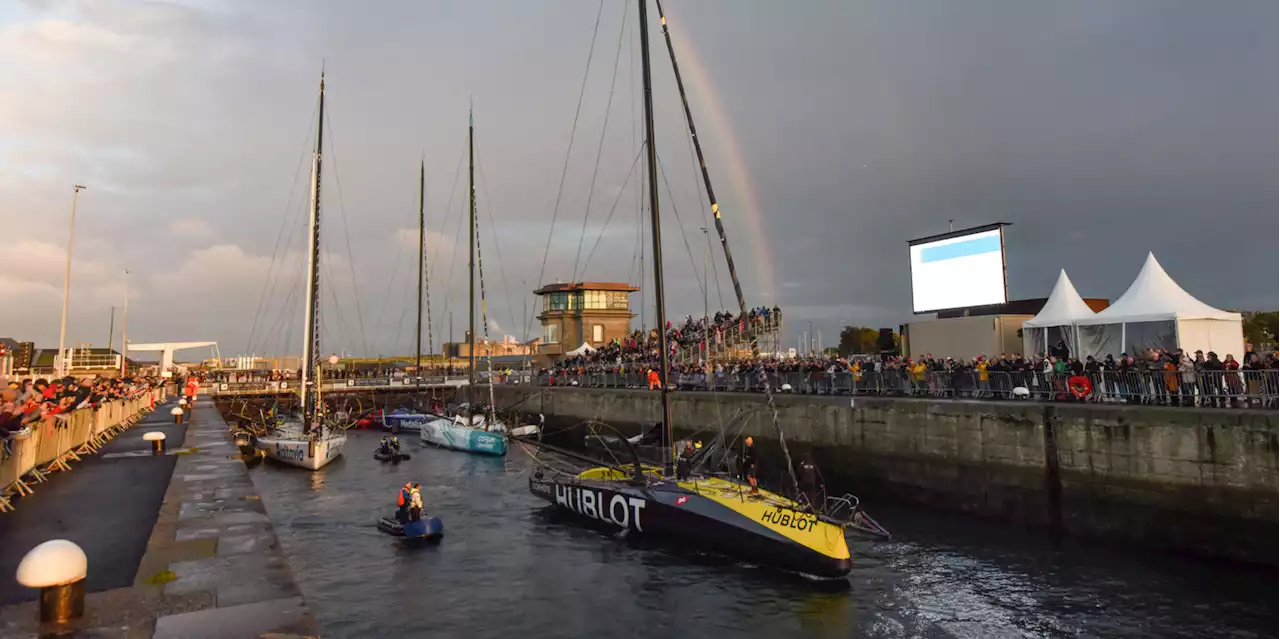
[[518, 369, 1280, 409], [1, 388, 165, 513]]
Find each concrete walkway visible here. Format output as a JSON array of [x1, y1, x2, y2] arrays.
[[0, 401, 319, 638]]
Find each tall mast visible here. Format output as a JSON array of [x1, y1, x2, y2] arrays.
[[638, 0, 674, 473], [416, 159, 425, 383], [467, 105, 477, 405], [300, 70, 325, 432], [654, 0, 747, 317]]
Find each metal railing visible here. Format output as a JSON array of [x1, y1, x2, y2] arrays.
[[1, 388, 166, 513], [521, 368, 1279, 408], [675, 314, 783, 365]]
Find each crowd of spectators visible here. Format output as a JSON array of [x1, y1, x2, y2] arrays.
[[1, 376, 157, 455], [539, 327, 1278, 408], [550, 307, 782, 376]]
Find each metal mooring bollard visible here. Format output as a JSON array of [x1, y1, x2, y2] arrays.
[[171, 406, 184, 425], [16, 540, 87, 623], [144, 431, 166, 455]]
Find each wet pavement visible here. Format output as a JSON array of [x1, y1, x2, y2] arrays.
[[0, 408, 186, 606], [0, 401, 317, 638]]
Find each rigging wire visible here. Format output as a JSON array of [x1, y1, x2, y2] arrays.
[[435, 138, 471, 355], [245, 106, 316, 355], [656, 153, 709, 305], [258, 196, 309, 356], [323, 105, 370, 355], [474, 149, 520, 342], [421, 156, 436, 361], [680, 95, 727, 312], [570, 0, 631, 283], [578, 147, 645, 276], [372, 226, 405, 340], [526, 0, 607, 343]]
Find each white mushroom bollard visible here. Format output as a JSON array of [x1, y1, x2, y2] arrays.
[[16, 540, 87, 623], [171, 406, 184, 425], [1012, 386, 1031, 399], [143, 431, 167, 455]]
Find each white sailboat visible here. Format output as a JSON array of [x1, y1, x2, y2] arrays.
[[258, 70, 347, 470]]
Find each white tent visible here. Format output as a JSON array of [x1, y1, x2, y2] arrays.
[[1022, 270, 1096, 356], [1075, 252, 1243, 359], [564, 342, 597, 357]]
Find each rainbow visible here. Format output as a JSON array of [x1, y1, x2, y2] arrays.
[[660, 8, 777, 304]]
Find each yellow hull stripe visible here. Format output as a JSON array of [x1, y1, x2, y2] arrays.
[[678, 477, 850, 561]]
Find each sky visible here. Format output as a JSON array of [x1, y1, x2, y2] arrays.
[[0, 0, 1275, 358]]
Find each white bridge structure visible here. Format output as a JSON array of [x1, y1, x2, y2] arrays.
[[127, 341, 219, 374]]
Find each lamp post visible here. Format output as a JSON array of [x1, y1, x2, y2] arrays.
[[120, 269, 129, 377], [57, 185, 86, 377]]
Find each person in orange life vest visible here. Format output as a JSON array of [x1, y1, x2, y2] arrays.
[[396, 482, 413, 522], [184, 377, 199, 405], [647, 369, 660, 390]]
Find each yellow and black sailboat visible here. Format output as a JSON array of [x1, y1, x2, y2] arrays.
[[526, 0, 879, 580]]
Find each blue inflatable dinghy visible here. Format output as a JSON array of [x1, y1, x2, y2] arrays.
[[377, 515, 444, 541]]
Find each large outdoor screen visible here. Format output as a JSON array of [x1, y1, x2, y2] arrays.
[[909, 226, 1008, 313]]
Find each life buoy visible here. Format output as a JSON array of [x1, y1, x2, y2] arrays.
[[1068, 376, 1092, 399]]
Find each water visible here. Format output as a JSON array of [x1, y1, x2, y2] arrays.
[[248, 430, 1275, 639]]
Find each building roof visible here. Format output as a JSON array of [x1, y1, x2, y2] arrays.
[[534, 281, 639, 295]]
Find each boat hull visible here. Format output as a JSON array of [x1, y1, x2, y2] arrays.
[[377, 516, 444, 540], [419, 419, 507, 456], [381, 411, 441, 433], [373, 449, 411, 463], [258, 433, 347, 470], [528, 475, 852, 579]]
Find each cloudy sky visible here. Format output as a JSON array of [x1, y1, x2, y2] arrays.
[[1, 0, 1275, 357]]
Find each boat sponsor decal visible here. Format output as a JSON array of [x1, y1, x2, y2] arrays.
[[274, 443, 305, 462], [389, 417, 430, 429], [760, 507, 819, 532], [675, 496, 689, 506], [555, 484, 646, 532]]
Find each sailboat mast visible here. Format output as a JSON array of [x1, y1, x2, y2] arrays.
[[637, 0, 674, 472], [416, 159, 425, 383], [467, 106, 477, 405], [300, 70, 325, 431], [653, 0, 747, 317]]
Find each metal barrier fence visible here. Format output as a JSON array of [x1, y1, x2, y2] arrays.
[[527, 369, 1278, 408], [1, 388, 165, 513]]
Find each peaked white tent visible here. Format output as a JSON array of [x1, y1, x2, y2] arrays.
[[1022, 270, 1096, 356], [1075, 252, 1242, 359], [564, 342, 598, 357]]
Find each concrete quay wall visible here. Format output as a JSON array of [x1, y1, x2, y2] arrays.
[[495, 386, 1278, 564]]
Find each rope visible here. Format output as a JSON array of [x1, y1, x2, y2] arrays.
[[526, 0, 607, 344]]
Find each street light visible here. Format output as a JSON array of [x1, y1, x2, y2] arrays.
[[120, 269, 129, 377], [57, 185, 86, 377]]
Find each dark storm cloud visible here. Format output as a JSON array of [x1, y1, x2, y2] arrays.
[[0, 0, 1272, 354]]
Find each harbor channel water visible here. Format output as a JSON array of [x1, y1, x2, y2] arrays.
[[247, 429, 1276, 639]]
